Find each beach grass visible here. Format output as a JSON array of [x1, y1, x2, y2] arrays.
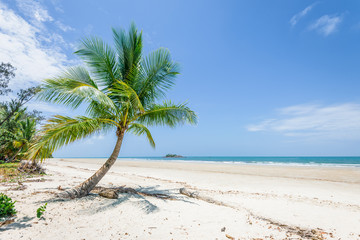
[[0, 162, 44, 183], [0, 163, 20, 182]]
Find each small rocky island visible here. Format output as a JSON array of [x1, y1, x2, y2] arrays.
[[164, 154, 184, 158]]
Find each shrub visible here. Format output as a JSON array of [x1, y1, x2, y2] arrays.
[[0, 193, 16, 218], [36, 203, 47, 219]]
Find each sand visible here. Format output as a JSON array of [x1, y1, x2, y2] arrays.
[[1, 158, 360, 239]]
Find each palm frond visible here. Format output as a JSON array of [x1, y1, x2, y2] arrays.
[[13, 140, 25, 148], [85, 100, 120, 121], [27, 115, 118, 160], [136, 48, 179, 106], [128, 123, 155, 148], [75, 37, 120, 88], [37, 66, 117, 112], [109, 80, 144, 113], [133, 101, 197, 127], [112, 22, 143, 85]]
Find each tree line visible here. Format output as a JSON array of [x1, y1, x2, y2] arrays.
[[0, 62, 51, 163]]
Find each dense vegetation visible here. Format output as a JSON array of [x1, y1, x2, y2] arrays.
[[0, 63, 47, 163]]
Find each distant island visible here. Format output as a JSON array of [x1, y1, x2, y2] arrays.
[[164, 154, 184, 158]]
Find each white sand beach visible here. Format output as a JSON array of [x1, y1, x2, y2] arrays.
[[1, 158, 360, 239]]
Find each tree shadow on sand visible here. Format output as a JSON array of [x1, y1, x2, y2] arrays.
[[0, 216, 34, 231], [39, 185, 195, 215], [83, 185, 195, 215], [87, 193, 157, 214]]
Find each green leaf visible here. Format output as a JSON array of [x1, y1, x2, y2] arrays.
[[112, 22, 143, 86], [134, 101, 197, 127], [128, 123, 155, 148], [37, 66, 117, 113], [109, 80, 144, 113], [75, 37, 120, 87], [136, 48, 179, 106], [28, 116, 118, 160]]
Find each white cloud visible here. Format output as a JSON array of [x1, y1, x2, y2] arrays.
[[15, 0, 73, 32], [247, 103, 360, 140], [55, 21, 74, 32], [15, 0, 53, 27], [309, 15, 342, 36], [290, 3, 316, 27], [26, 102, 67, 114], [84, 134, 105, 144], [49, 0, 64, 13], [0, 1, 72, 90]]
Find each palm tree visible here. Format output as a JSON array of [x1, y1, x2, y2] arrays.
[[0, 103, 27, 160], [29, 23, 197, 198], [9, 118, 36, 162]]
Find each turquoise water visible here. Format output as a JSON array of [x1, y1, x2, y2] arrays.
[[117, 156, 360, 167]]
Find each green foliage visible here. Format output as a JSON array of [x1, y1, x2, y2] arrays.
[[0, 64, 43, 162], [30, 23, 198, 161], [0, 162, 21, 182], [36, 203, 47, 219], [0, 162, 45, 183], [0, 103, 41, 162], [0, 193, 16, 218]]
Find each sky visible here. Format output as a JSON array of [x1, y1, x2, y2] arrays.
[[1, 0, 360, 157]]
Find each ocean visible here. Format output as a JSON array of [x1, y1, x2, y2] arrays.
[[116, 156, 360, 167]]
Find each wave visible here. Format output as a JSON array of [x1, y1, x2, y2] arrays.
[[115, 157, 360, 168]]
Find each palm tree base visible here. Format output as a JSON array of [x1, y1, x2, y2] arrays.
[[56, 187, 89, 199], [56, 134, 124, 199]]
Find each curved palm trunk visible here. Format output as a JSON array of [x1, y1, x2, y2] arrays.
[[58, 132, 125, 198]]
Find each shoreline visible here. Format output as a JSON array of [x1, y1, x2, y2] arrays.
[[55, 156, 360, 168], [54, 158, 360, 184]]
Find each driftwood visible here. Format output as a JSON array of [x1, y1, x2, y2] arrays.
[[98, 189, 118, 199], [91, 186, 173, 200], [0, 217, 15, 227]]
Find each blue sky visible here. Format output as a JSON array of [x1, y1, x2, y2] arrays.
[[1, 0, 360, 157]]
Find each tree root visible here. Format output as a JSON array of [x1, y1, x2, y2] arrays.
[[179, 188, 329, 240], [91, 186, 174, 200], [56, 188, 88, 199]]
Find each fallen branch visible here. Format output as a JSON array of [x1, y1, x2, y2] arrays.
[[0, 217, 15, 227]]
